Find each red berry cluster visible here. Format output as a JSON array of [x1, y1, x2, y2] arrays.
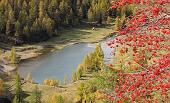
[[104, 0, 170, 102]]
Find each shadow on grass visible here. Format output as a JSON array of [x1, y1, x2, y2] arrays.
[[57, 29, 91, 41], [79, 78, 88, 80]]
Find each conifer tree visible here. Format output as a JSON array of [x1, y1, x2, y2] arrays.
[[64, 75, 68, 85], [68, 8, 74, 24], [13, 96, 18, 103], [23, 25, 29, 37], [38, 1, 45, 21], [14, 74, 23, 103], [87, 8, 93, 22], [31, 85, 41, 103], [26, 73, 33, 83], [10, 47, 17, 64], [6, 20, 12, 35], [114, 16, 121, 31], [96, 44, 104, 59], [77, 64, 83, 80], [0, 8, 5, 33], [14, 21, 21, 37], [56, 95, 64, 103], [0, 79, 4, 96], [72, 72, 77, 83]]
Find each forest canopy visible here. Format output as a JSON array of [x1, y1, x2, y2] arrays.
[[0, 0, 111, 44]]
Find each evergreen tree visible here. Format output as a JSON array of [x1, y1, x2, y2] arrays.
[[114, 16, 121, 31], [77, 64, 83, 80], [10, 47, 17, 64], [38, 1, 45, 20], [47, 94, 64, 103], [30, 85, 41, 103], [87, 8, 93, 22], [107, 16, 113, 24], [14, 74, 23, 103], [13, 96, 18, 103], [0, 6, 5, 33], [23, 25, 29, 37], [26, 73, 33, 83], [64, 75, 68, 85], [6, 9, 15, 35], [0, 79, 4, 96], [78, 6, 83, 22], [6, 20, 12, 35], [82, 55, 91, 72], [72, 72, 77, 83], [56, 95, 64, 103], [68, 8, 74, 25], [14, 21, 21, 37], [96, 44, 104, 59]]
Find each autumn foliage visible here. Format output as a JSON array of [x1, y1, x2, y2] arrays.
[[103, 0, 170, 102]]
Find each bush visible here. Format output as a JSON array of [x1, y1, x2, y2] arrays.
[[43, 79, 59, 87], [77, 65, 83, 80], [72, 72, 77, 83]]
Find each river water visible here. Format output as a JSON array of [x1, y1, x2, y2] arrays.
[[18, 40, 113, 84]]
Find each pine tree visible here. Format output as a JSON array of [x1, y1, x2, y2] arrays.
[[64, 75, 68, 85], [8, 9, 15, 23], [6, 20, 12, 35], [45, 17, 54, 36], [31, 85, 41, 103], [82, 55, 91, 72], [87, 8, 93, 22], [78, 6, 83, 22], [107, 16, 112, 24], [13, 96, 18, 103], [26, 73, 33, 83], [48, 94, 65, 103], [14, 21, 21, 37], [0, 6, 5, 33], [72, 72, 77, 83], [0, 79, 4, 96], [114, 16, 121, 31], [77, 64, 83, 80], [10, 47, 17, 64], [96, 44, 104, 59], [29, 0, 37, 23], [68, 8, 74, 24], [23, 25, 29, 37], [56, 95, 64, 103], [14, 74, 23, 103], [38, 1, 45, 20]]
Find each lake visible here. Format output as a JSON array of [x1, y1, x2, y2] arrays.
[[18, 40, 112, 84]]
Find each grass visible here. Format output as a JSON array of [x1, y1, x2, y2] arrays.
[[8, 24, 114, 103], [16, 24, 114, 54], [22, 73, 93, 103]]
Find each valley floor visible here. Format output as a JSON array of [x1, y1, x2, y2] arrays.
[[0, 24, 114, 72], [2, 24, 114, 103]]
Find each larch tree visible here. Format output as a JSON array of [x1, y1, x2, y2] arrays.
[[30, 85, 41, 103], [0, 79, 4, 97], [14, 74, 23, 103]]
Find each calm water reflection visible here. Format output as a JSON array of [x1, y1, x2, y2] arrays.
[[18, 41, 112, 83]]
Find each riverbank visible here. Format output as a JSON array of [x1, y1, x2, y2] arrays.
[[22, 73, 94, 103], [17, 24, 114, 59], [1, 24, 115, 102], [0, 24, 114, 72]]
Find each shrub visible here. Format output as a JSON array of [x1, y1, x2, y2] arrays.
[[43, 79, 59, 87]]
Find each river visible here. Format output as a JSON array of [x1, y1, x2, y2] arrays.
[[18, 40, 113, 84]]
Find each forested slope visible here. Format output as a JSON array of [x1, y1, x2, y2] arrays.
[[0, 0, 110, 44]]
